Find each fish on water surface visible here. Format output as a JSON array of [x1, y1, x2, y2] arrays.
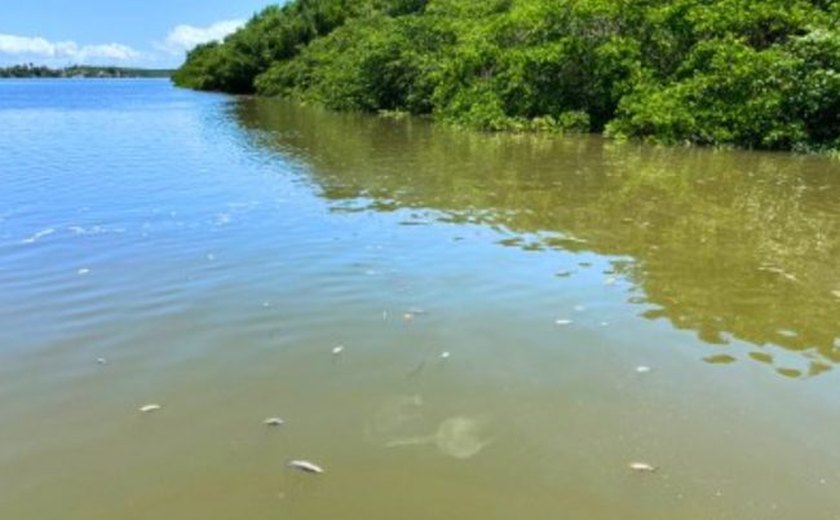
[[288, 460, 324, 474], [628, 462, 657, 473]]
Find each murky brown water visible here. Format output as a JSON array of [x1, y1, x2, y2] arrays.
[[2, 80, 840, 519]]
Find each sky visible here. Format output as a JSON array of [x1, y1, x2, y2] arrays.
[[0, 0, 279, 68]]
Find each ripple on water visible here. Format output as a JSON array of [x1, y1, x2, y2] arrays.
[[2, 80, 840, 520]]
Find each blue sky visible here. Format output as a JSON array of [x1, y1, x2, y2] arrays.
[[0, 1, 278, 68]]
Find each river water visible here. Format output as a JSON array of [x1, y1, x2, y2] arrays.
[[1, 79, 840, 519]]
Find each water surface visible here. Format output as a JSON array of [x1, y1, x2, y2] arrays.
[[1, 79, 840, 520]]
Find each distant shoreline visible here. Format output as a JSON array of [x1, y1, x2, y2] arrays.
[[0, 76, 172, 80], [0, 65, 173, 79]]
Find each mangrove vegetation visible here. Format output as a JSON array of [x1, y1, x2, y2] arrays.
[[173, 0, 840, 152]]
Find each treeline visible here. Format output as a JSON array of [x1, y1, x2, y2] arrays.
[[173, 0, 840, 152], [1, 64, 173, 78]]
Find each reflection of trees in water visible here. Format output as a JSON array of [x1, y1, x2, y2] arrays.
[[234, 98, 840, 377]]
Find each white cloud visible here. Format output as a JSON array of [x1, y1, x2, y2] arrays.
[[0, 33, 140, 64], [77, 43, 139, 61], [0, 18, 246, 68], [162, 19, 244, 53]]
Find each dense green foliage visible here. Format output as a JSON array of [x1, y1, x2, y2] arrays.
[[174, 0, 840, 152], [0, 64, 173, 78]]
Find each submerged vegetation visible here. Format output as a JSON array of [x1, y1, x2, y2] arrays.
[[174, 0, 840, 152]]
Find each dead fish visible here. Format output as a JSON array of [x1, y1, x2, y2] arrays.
[[287, 460, 324, 474], [139, 404, 162, 413], [332, 345, 345, 355], [264, 417, 285, 426], [555, 319, 573, 326], [96, 357, 107, 365], [440, 351, 451, 360], [636, 366, 652, 374], [758, 266, 798, 282], [629, 461, 657, 473]]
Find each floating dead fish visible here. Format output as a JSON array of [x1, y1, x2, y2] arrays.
[[96, 357, 107, 365], [139, 404, 162, 413], [758, 266, 798, 283], [629, 462, 657, 473], [287, 460, 324, 474], [77, 268, 90, 275], [555, 319, 573, 326], [264, 417, 285, 426], [636, 366, 652, 374], [440, 351, 451, 360], [777, 329, 798, 339], [332, 345, 345, 355]]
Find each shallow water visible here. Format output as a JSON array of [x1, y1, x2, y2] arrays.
[[1, 79, 840, 520]]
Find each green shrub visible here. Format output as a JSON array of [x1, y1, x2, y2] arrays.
[[174, 0, 840, 152]]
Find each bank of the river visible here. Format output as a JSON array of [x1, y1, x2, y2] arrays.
[[173, 0, 840, 153]]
